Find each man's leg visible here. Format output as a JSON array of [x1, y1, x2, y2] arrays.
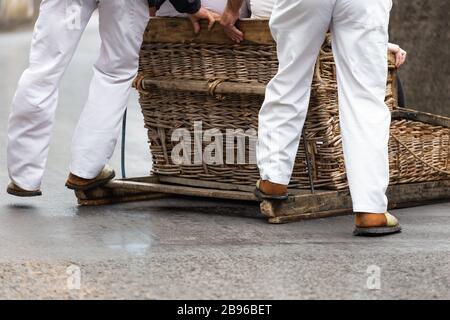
[[7, 0, 96, 191], [332, 0, 400, 235], [256, 0, 334, 191], [69, 0, 149, 180]]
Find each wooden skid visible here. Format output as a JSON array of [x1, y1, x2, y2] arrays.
[[263, 180, 450, 223], [74, 177, 450, 224], [75, 176, 166, 206]]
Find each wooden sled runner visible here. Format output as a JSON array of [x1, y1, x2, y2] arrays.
[[75, 174, 450, 224], [75, 19, 450, 223]]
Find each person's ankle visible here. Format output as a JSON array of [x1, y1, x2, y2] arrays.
[[355, 212, 388, 228]]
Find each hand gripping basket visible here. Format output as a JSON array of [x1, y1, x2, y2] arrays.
[[135, 18, 450, 191]]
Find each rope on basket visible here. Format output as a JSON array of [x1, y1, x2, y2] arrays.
[[314, 60, 323, 84], [207, 78, 227, 100], [132, 74, 146, 92], [390, 133, 450, 175]]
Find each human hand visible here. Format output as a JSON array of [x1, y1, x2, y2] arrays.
[[220, 7, 243, 43], [188, 7, 220, 34], [149, 7, 157, 17], [388, 43, 407, 69]]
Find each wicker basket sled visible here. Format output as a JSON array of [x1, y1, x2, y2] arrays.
[[75, 18, 450, 223]]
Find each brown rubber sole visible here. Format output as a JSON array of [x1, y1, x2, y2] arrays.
[[353, 225, 402, 237], [7, 187, 42, 197], [253, 187, 289, 201], [65, 170, 115, 191]]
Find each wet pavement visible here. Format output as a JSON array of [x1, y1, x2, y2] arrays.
[[0, 20, 449, 299]]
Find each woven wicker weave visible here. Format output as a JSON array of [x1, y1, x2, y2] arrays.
[[137, 18, 449, 190]]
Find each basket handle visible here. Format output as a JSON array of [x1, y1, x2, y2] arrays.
[[138, 78, 266, 96]]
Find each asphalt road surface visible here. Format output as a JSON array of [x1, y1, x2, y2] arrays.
[[0, 19, 449, 300]]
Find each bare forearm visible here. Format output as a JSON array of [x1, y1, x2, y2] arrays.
[[221, 0, 245, 43], [227, 0, 245, 13]]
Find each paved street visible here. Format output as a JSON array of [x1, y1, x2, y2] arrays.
[[0, 20, 449, 300]]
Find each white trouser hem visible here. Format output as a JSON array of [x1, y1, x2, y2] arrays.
[[69, 166, 102, 180], [9, 178, 41, 192]]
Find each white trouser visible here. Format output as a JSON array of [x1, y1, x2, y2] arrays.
[[257, 0, 392, 213], [7, 0, 149, 190], [250, 0, 275, 19]]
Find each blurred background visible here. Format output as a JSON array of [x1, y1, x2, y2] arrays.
[[390, 0, 449, 116], [0, 0, 38, 28]]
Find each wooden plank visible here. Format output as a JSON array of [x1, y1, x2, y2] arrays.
[[260, 190, 349, 219], [77, 193, 166, 206], [158, 176, 256, 192], [392, 108, 450, 128], [75, 175, 323, 206], [117, 176, 161, 183], [158, 176, 318, 195], [143, 18, 274, 45], [103, 180, 258, 202], [76, 176, 163, 206], [75, 176, 449, 223], [261, 180, 450, 222], [386, 180, 450, 209], [142, 78, 266, 96], [76, 176, 159, 199], [268, 208, 352, 224]]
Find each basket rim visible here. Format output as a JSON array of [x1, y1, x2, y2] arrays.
[[144, 17, 274, 45]]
